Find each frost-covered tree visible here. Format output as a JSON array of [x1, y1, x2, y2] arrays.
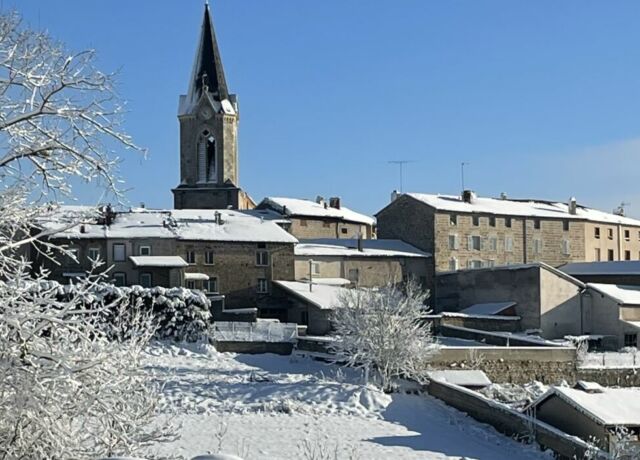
[[0, 11, 173, 458], [330, 281, 438, 392]]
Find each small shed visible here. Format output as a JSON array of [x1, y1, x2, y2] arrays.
[[427, 370, 492, 390]]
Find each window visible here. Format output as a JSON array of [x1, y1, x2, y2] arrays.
[[204, 250, 215, 265], [533, 239, 542, 254], [256, 250, 269, 266], [594, 227, 600, 239], [608, 228, 613, 240], [448, 234, 459, 250], [347, 268, 359, 284], [472, 215, 480, 226], [562, 239, 570, 256], [505, 217, 512, 228], [505, 236, 514, 252], [257, 278, 269, 294], [66, 248, 79, 263], [563, 220, 570, 231], [186, 250, 196, 264], [448, 258, 458, 271], [311, 262, 321, 275], [594, 248, 601, 261], [608, 249, 615, 261], [486, 259, 495, 268], [139, 273, 152, 288], [257, 242, 267, 249], [186, 280, 196, 290], [300, 219, 308, 227], [489, 216, 496, 227], [113, 272, 126, 287], [113, 243, 126, 262], [624, 333, 638, 348], [340, 227, 348, 235], [323, 221, 331, 228], [450, 214, 457, 226], [88, 247, 100, 260], [625, 229, 630, 241], [467, 260, 483, 269], [533, 219, 541, 230], [205, 277, 218, 293], [197, 129, 216, 183], [139, 245, 151, 256], [300, 311, 309, 325], [625, 250, 631, 261], [489, 237, 498, 251], [468, 235, 481, 251]]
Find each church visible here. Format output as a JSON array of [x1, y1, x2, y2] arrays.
[[172, 3, 255, 211]]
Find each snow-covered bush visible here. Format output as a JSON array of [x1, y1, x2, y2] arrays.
[[330, 280, 439, 392]]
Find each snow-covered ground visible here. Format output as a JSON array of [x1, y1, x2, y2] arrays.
[[580, 351, 639, 368], [141, 342, 552, 459]]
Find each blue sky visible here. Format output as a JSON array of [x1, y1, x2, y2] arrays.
[[11, 1, 640, 217]]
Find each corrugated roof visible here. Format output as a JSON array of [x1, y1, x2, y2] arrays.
[[559, 261, 640, 276]]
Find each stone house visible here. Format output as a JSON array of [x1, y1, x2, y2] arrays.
[[294, 238, 432, 290], [256, 196, 375, 240], [585, 283, 640, 349], [526, 383, 640, 453], [34, 207, 296, 309], [376, 191, 640, 274]]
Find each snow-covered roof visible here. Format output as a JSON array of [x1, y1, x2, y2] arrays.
[[184, 272, 210, 281], [130, 256, 189, 268], [260, 197, 375, 226], [587, 283, 640, 305], [529, 386, 640, 426], [39, 207, 298, 244], [427, 370, 492, 388], [396, 193, 640, 227], [297, 277, 352, 286], [559, 261, 640, 276], [623, 320, 640, 330], [460, 302, 517, 316], [295, 238, 430, 259], [273, 280, 347, 310]]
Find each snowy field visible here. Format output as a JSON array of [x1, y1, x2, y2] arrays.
[[141, 342, 552, 459]]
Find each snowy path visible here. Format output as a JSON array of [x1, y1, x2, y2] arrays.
[[142, 342, 552, 460]]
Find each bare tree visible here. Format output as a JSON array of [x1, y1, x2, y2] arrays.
[[330, 280, 439, 392], [0, 10, 172, 458]]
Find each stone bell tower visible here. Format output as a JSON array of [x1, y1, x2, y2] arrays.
[[173, 3, 249, 210]]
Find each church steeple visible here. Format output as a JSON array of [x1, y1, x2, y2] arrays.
[[187, 3, 229, 104]]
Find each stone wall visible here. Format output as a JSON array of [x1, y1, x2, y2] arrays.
[[288, 217, 370, 240]]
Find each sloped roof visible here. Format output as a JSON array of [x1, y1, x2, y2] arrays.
[[273, 280, 347, 310], [129, 256, 188, 268], [528, 386, 640, 426], [559, 261, 640, 276], [391, 193, 640, 227], [587, 283, 640, 305], [261, 197, 375, 226], [460, 301, 517, 316], [427, 370, 492, 388], [295, 238, 430, 258]]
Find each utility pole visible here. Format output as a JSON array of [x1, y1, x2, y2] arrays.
[[388, 160, 415, 193], [461, 162, 470, 192]]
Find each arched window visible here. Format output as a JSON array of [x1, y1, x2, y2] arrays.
[[197, 129, 216, 183]]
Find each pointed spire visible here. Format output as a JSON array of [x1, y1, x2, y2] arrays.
[[187, 3, 229, 104]]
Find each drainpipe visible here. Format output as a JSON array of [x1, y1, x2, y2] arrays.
[[579, 288, 585, 335], [522, 218, 528, 264], [308, 258, 313, 292], [617, 223, 622, 261]]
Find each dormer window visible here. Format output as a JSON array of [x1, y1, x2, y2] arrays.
[[197, 129, 217, 183]]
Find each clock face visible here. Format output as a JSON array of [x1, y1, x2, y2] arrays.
[[200, 106, 213, 120]]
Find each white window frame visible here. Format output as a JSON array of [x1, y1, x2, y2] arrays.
[[113, 243, 126, 262], [204, 250, 215, 265], [257, 278, 269, 294], [139, 245, 151, 256], [505, 236, 514, 252], [489, 236, 498, 251], [186, 280, 197, 290], [449, 257, 458, 271], [562, 239, 570, 256], [139, 272, 152, 288], [186, 250, 196, 264], [448, 234, 459, 250], [533, 238, 542, 254], [468, 235, 481, 251], [311, 262, 321, 275], [113, 272, 126, 286], [88, 247, 100, 261], [256, 250, 269, 267], [205, 277, 218, 293]]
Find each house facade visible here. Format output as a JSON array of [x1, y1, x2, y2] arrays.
[[376, 191, 640, 274]]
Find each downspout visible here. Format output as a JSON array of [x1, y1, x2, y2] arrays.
[[617, 223, 622, 260], [522, 218, 528, 264]]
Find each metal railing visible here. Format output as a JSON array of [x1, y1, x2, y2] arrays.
[[212, 321, 298, 343]]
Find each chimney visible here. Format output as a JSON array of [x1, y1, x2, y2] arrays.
[[140, 202, 145, 209], [315, 195, 325, 207], [568, 197, 577, 215], [391, 190, 399, 202], [462, 190, 476, 204], [500, 192, 507, 200], [105, 203, 115, 226], [80, 224, 86, 234], [329, 197, 341, 209], [214, 211, 222, 225]]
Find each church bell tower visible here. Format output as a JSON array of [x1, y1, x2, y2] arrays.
[[173, 3, 247, 210]]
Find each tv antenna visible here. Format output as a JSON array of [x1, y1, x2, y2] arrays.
[[614, 202, 630, 216], [388, 160, 416, 193], [461, 162, 470, 191]]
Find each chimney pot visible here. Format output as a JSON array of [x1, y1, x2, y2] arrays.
[[329, 197, 341, 209], [462, 190, 476, 204], [391, 190, 399, 202], [568, 197, 577, 215]]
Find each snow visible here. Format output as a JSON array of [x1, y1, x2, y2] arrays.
[[261, 197, 376, 226], [39, 207, 298, 244], [296, 238, 430, 258], [273, 280, 346, 310], [579, 350, 640, 369], [184, 273, 210, 281], [460, 301, 517, 316], [587, 283, 640, 305], [530, 386, 640, 426], [427, 370, 492, 388], [559, 260, 640, 276], [141, 342, 552, 459], [403, 193, 640, 226], [130, 256, 189, 268], [297, 277, 352, 286]]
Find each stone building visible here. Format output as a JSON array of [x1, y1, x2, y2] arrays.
[[35, 206, 296, 308], [294, 238, 432, 289], [256, 196, 375, 240], [172, 4, 254, 210], [376, 191, 640, 274]]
